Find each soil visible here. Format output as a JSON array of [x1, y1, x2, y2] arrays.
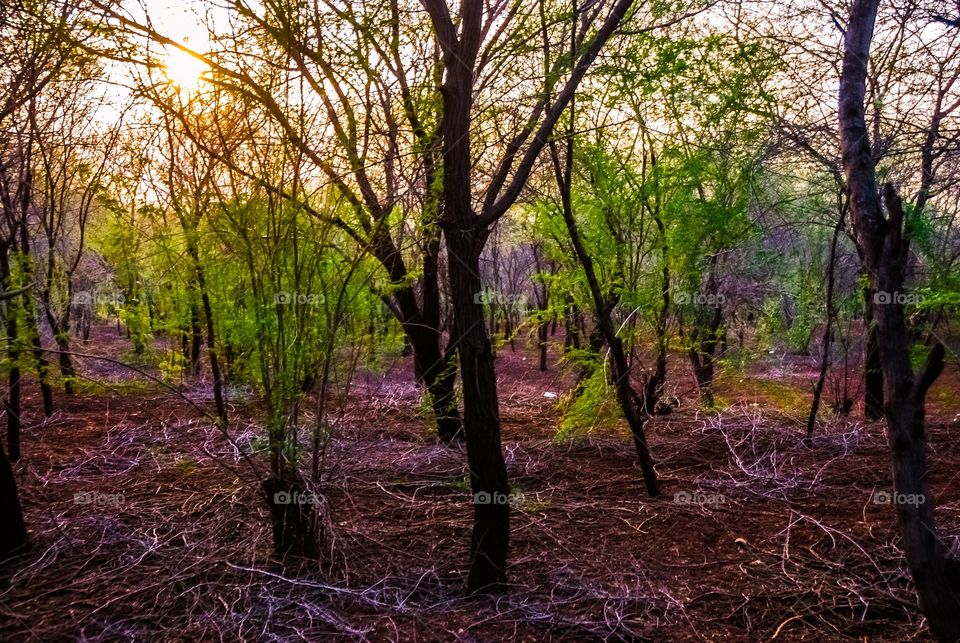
[[1, 324, 958, 641]]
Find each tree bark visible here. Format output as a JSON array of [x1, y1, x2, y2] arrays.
[[840, 1, 960, 638], [1, 250, 22, 462], [421, 0, 639, 593], [443, 93, 509, 596], [807, 206, 846, 435], [0, 437, 28, 561], [863, 286, 884, 419]]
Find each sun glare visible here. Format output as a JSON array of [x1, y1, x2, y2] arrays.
[[162, 46, 208, 92]]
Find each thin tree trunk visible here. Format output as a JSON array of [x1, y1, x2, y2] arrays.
[[189, 298, 202, 378], [645, 213, 670, 414], [549, 138, 658, 497], [1, 250, 22, 462], [863, 287, 884, 418], [18, 221, 53, 412], [807, 206, 846, 435], [26, 311, 53, 415], [538, 321, 548, 371], [198, 271, 227, 429]]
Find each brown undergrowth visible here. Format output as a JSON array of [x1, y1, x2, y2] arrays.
[[1, 327, 958, 641]]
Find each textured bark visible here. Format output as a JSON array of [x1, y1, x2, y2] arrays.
[[840, 1, 960, 638], [421, 0, 639, 593], [439, 28, 510, 591]]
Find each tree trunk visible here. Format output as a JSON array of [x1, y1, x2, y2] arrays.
[[863, 286, 884, 419], [538, 321, 548, 371], [189, 299, 202, 378], [262, 476, 319, 558], [28, 324, 54, 415], [0, 437, 28, 561], [435, 19, 510, 590], [550, 139, 659, 497], [646, 214, 670, 415], [687, 304, 722, 408], [421, 0, 638, 594], [199, 277, 227, 429], [183, 228, 228, 428], [807, 206, 846, 435], [446, 229, 510, 593], [371, 226, 464, 443], [839, 2, 960, 637], [407, 325, 462, 443], [1, 251, 22, 462]]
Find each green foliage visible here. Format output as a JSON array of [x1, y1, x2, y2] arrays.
[[556, 363, 620, 441]]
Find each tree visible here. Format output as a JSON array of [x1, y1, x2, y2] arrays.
[[419, 0, 649, 591], [0, 0, 86, 557], [839, 0, 960, 638], [30, 56, 117, 397]]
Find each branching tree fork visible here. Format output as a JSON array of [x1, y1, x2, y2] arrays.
[[840, 0, 960, 638]]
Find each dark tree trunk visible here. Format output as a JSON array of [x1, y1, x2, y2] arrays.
[[371, 223, 463, 443], [262, 476, 319, 558], [550, 137, 658, 497], [44, 310, 76, 395], [23, 305, 53, 414], [808, 206, 846, 435], [687, 304, 722, 408], [446, 230, 510, 593], [538, 321, 548, 371], [840, 2, 960, 638], [55, 334, 75, 395], [431, 3, 510, 590], [407, 324, 462, 443], [421, 0, 638, 594], [863, 287, 884, 419], [0, 438, 28, 561], [183, 228, 228, 429], [645, 213, 670, 415], [28, 326, 53, 415], [199, 277, 227, 429], [1, 250, 22, 462], [190, 300, 202, 378], [17, 224, 53, 413]]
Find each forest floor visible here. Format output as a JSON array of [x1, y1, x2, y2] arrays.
[[1, 324, 959, 641]]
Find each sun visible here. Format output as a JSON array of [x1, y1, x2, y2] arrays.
[[162, 46, 209, 92]]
